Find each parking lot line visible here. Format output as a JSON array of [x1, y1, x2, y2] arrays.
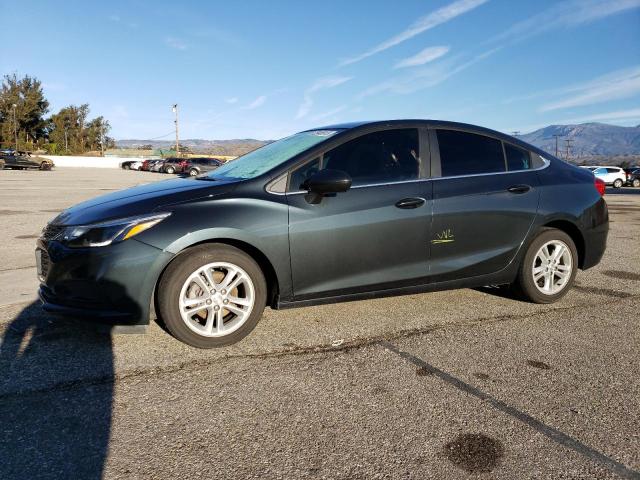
[[379, 340, 640, 480]]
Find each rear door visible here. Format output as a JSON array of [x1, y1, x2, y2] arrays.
[[287, 127, 432, 299], [429, 128, 541, 282]]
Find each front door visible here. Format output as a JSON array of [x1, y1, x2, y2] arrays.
[[287, 128, 432, 300], [429, 129, 540, 282]]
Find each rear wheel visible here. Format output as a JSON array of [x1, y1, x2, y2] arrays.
[[613, 179, 623, 188], [633, 179, 640, 188], [39, 162, 51, 171], [512, 228, 577, 304], [123, 164, 130, 170], [188, 168, 199, 177], [157, 244, 266, 348]]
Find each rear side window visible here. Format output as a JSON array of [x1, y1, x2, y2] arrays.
[[436, 129, 505, 177], [504, 143, 531, 171], [606, 168, 619, 173], [322, 129, 420, 186]]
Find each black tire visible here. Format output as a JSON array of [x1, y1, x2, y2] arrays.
[[633, 179, 640, 188], [157, 244, 267, 348], [613, 179, 623, 188], [512, 228, 578, 304], [40, 162, 51, 171], [165, 166, 175, 174], [123, 164, 130, 170], [188, 168, 199, 177]]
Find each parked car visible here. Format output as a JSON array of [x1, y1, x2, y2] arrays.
[[1, 151, 54, 170], [121, 160, 137, 170], [36, 120, 608, 348], [623, 167, 640, 186], [140, 159, 153, 171], [150, 160, 166, 172], [592, 166, 626, 188], [627, 169, 640, 187], [161, 157, 182, 174], [180, 157, 223, 176]]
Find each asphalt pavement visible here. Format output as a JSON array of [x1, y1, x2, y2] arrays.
[[0, 168, 638, 479]]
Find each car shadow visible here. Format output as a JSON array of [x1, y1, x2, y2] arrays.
[[0, 301, 116, 479], [474, 285, 520, 301]]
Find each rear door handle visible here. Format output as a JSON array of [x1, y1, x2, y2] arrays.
[[395, 197, 426, 209], [507, 185, 531, 194]]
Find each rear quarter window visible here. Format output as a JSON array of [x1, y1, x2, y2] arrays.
[[504, 143, 531, 171]]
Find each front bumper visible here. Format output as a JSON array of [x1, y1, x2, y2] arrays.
[[37, 237, 174, 325]]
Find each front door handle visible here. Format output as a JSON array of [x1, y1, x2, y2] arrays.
[[507, 185, 531, 194], [395, 197, 426, 209]]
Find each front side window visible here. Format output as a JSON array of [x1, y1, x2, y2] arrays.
[[289, 157, 321, 190], [321, 129, 420, 187], [437, 129, 505, 177], [505, 143, 531, 171]]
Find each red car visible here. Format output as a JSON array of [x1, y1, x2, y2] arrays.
[[140, 159, 153, 171]]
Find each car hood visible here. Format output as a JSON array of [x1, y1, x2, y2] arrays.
[[51, 177, 238, 226]]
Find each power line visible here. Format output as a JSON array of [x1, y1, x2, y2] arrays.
[[146, 131, 175, 141]]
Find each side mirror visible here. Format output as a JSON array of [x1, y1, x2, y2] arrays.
[[304, 169, 352, 195]]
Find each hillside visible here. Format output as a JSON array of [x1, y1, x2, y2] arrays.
[[519, 123, 640, 157], [115, 139, 270, 156], [116, 122, 640, 159]]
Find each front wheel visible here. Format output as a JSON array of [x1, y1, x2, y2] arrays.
[[165, 166, 175, 174], [157, 244, 267, 348], [512, 229, 578, 304], [613, 179, 623, 188], [188, 168, 199, 177], [633, 179, 640, 188]]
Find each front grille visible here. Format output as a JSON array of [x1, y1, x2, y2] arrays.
[[42, 224, 64, 241]]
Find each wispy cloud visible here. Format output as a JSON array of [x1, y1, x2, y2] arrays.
[[394, 46, 450, 69], [340, 0, 488, 66], [310, 105, 348, 122], [243, 95, 267, 110], [225, 97, 238, 104], [489, 0, 640, 46], [560, 107, 640, 124], [539, 66, 640, 112], [296, 76, 353, 119], [359, 47, 500, 98], [165, 37, 188, 50], [109, 14, 121, 22]]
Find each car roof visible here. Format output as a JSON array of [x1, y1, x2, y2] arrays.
[[305, 119, 550, 158]]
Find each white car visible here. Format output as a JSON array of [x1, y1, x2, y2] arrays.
[[592, 166, 626, 188]]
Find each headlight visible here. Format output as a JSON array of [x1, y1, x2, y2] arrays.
[[58, 212, 171, 248]]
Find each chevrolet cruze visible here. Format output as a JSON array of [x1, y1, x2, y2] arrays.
[[37, 120, 609, 348]]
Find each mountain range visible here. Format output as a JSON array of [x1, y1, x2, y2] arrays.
[[116, 122, 640, 158], [518, 123, 640, 157]]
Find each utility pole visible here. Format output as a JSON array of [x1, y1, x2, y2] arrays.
[[564, 138, 574, 160], [100, 119, 105, 157], [553, 134, 562, 157], [12, 104, 17, 151], [172, 104, 179, 156]]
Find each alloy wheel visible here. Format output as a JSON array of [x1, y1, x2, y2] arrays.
[[178, 262, 255, 337], [531, 240, 573, 295]]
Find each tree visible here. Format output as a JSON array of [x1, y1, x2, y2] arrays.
[[47, 104, 113, 155], [0, 73, 49, 149]]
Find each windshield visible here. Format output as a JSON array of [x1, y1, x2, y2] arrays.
[[205, 129, 341, 180]]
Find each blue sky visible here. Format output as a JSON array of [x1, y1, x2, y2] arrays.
[[1, 0, 639, 140]]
